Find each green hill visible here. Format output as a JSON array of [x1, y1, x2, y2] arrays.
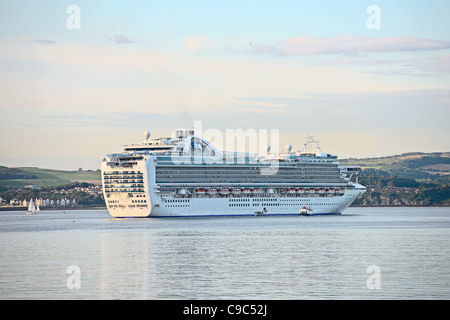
[[340, 152, 450, 182], [0, 166, 101, 188], [340, 152, 450, 206]]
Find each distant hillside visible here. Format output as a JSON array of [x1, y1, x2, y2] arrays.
[[0, 166, 101, 188], [340, 152, 450, 206]]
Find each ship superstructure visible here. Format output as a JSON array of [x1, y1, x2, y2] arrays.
[[101, 129, 366, 218]]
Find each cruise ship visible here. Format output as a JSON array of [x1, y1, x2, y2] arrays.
[[101, 129, 366, 218]]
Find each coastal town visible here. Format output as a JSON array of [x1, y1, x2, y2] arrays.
[[0, 183, 104, 210]]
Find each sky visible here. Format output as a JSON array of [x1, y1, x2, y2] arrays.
[[0, 0, 449, 170]]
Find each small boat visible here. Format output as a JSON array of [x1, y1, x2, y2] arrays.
[[254, 208, 267, 216], [26, 199, 37, 215], [194, 188, 206, 194], [299, 206, 313, 216]]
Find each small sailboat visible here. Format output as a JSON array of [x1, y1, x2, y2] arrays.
[[26, 199, 37, 215]]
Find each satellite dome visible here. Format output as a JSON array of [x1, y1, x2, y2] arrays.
[[286, 144, 292, 153], [144, 131, 151, 140]]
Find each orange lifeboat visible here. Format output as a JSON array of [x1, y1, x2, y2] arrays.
[[195, 188, 206, 194]]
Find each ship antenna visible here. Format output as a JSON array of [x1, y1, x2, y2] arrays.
[[302, 134, 322, 153]]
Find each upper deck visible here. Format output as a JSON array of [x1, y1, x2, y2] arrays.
[[109, 129, 339, 164], [103, 129, 361, 183]]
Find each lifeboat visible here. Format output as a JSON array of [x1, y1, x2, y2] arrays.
[[207, 188, 218, 195], [296, 188, 305, 194], [287, 189, 296, 194], [195, 188, 206, 194], [299, 206, 313, 216], [242, 189, 251, 195], [231, 188, 241, 194], [219, 188, 230, 195], [251, 188, 260, 194]]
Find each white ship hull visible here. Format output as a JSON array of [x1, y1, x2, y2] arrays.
[[149, 189, 362, 217]]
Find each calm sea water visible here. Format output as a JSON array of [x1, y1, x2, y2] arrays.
[[0, 207, 449, 300]]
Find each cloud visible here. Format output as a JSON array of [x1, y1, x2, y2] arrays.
[[105, 34, 138, 44], [418, 53, 450, 74], [184, 35, 206, 52], [324, 57, 400, 67], [42, 111, 171, 128], [228, 89, 450, 133], [31, 39, 57, 45], [251, 36, 450, 56]]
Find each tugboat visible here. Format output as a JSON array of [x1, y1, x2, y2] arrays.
[[299, 206, 313, 216], [254, 208, 268, 216]]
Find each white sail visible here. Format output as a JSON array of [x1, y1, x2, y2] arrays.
[[26, 199, 36, 214]]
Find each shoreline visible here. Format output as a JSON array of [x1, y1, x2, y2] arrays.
[[350, 204, 450, 207], [1, 205, 448, 212], [0, 206, 107, 212]]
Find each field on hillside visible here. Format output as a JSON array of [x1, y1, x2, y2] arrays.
[[340, 152, 450, 182], [0, 167, 101, 187]]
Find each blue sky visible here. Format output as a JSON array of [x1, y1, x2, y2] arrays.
[[1, 0, 449, 170]]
